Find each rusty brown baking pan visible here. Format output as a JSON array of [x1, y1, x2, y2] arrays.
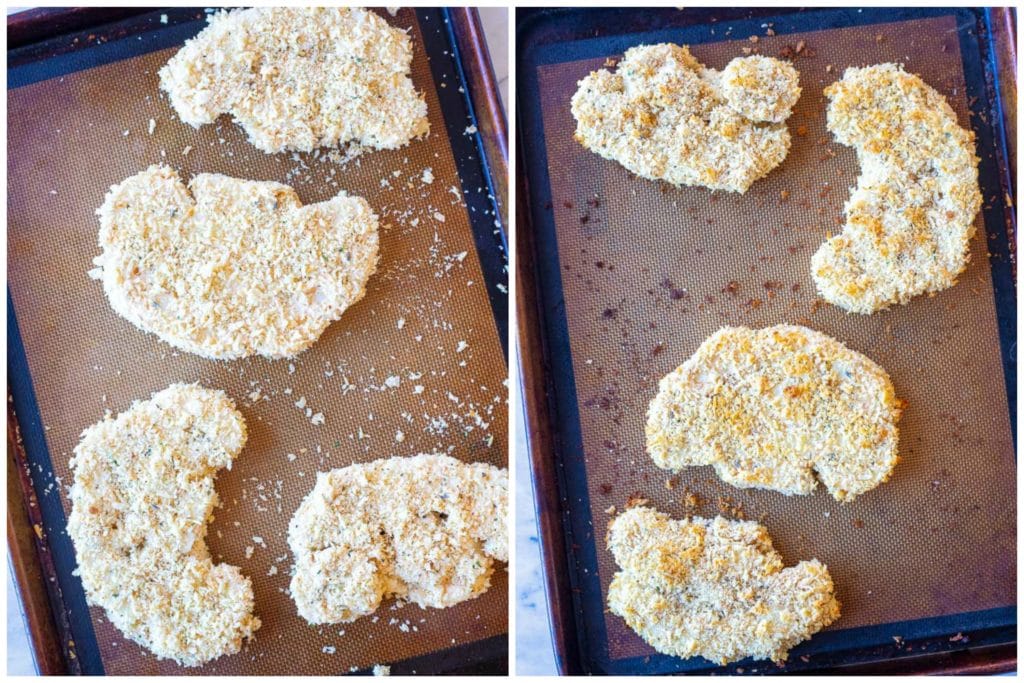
[[516, 6, 1016, 675], [8, 6, 508, 675]]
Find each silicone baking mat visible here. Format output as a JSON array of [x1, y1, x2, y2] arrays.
[[8, 7, 507, 675], [519, 7, 1015, 674]]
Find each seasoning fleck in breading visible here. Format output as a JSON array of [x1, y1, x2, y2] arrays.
[[159, 8, 429, 154], [92, 165, 378, 360], [812, 63, 982, 313], [288, 454, 507, 624], [608, 506, 840, 665], [571, 44, 800, 193], [67, 384, 260, 667], [646, 325, 902, 501]]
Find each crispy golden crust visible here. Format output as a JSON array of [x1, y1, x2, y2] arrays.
[[608, 506, 840, 665], [812, 63, 982, 313], [159, 7, 428, 154], [646, 325, 901, 502], [571, 44, 800, 193], [92, 165, 379, 360], [67, 384, 260, 667], [287, 454, 507, 625]]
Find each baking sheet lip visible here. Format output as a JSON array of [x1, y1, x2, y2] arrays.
[[7, 7, 509, 674], [7, 292, 104, 675], [516, 6, 1017, 675], [593, 606, 1017, 675], [420, 7, 510, 359], [8, 8, 208, 89], [520, 6, 973, 69]]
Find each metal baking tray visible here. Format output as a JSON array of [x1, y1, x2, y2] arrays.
[[8, 6, 508, 675], [517, 6, 1015, 675]]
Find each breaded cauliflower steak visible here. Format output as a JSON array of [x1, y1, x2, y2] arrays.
[[159, 7, 429, 154], [92, 165, 379, 360], [646, 325, 901, 501], [67, 384, 259, 667], [571, 44, 800, 193], [812, 63, 982, 313], [288, 454, 508, 624], [608, 506, 840, 665]]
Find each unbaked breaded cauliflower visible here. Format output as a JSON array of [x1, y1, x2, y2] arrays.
[[646, 325, 902, 501], [92, 165, 379, 360], [571, 44, 800, 193], [608, 505, 840, 665], [159, 7, 429, 154], [812, 63, 982, 313], [288, 454, 507, 625], [67, 384, 260, 667]]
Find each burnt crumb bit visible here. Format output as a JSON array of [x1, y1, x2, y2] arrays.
[[716, 495, 745, 519], [791, 283, 801, 292], [722, 280, 741, 296], [600, 483, 613, 495], [852, 519, 865, 529], [659, 277, 689, 301], [562, 200, 573, 209], [651, 342, 665, 357], [580, 213, 590, 225], [626, 493, 649, 509], [602, 307, 618, 320]]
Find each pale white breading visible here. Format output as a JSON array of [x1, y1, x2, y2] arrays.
[[92, 165, 379, 360], [812, 63, 982, 313], [571, 44, 800, 193], [67, 384, 260, 667], [646, 325, 902, 502], [288, 454, 507, 625], [608, 506, 840, 665], [159, 7, 429, 154]]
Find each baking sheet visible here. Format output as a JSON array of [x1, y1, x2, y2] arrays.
[[519, 7, 1015, 674], [8, 7, 508, 675]]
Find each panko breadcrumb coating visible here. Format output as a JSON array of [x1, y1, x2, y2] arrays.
[[288, 454, 507, 625], [608, 505, 840, 665], [92, 165, 379, 360], [67, 384, 260, 667], [646, 325, 902, 501], [812, 63, 982, 313], [571, 44, 800, 193], [159, 7, 429, 154]]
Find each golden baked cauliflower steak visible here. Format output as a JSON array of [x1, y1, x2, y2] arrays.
[[67, 384, 260, 667], [608, 505, 840, 665], [812, 63, 982, 313], [288, 454, 508, 624], [92, 165, 379, 360], [646, 325, 902, 501], [571, 44, 800, 193]]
